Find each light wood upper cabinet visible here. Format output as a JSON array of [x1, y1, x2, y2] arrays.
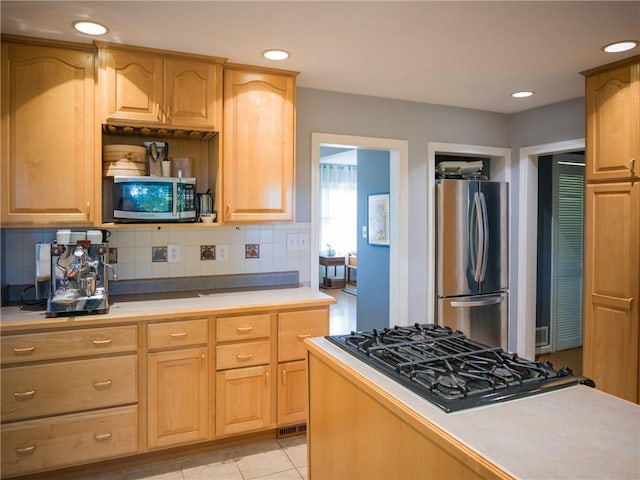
[[583, 57, 640, 182], [222, 66, 297, 223], [1, 38, 95, 225], [97, 43, 223, 130]]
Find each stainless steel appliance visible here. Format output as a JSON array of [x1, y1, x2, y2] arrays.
[[326, 324, 594, 412], [103, 176, 197, 223], [436, 179, 508, 349], [46, 239, 116, 317]]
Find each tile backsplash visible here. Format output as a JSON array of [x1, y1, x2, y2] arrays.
[[1, 224, 311, 290]]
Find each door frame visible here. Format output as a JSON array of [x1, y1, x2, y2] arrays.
[[516, 138, 585, 360], [310, 133, 409, 326]]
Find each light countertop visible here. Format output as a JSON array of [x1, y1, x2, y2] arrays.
[[0, 287, 336, 332], [307, 337, 640, 480]]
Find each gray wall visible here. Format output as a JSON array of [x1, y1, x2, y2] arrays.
[[296, 87, 510, 323], [296, 88, 585, 345]]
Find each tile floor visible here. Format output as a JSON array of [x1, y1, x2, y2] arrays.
[[70, 287, 356, 480], [76, 436, 307, 480]]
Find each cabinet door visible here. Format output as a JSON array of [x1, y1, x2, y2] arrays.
[[222, 68, 296, 222], [216, 365, 272, 436], [147, 347, 208, 448], [583, 182, 639, 402], [99, 48, 163, 123], [585, 61, 640, 181], [1, 42, 95, 225], [164, 58, 221, 129], [277, 360, 307, 425]]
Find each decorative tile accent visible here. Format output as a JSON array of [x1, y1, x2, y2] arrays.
[[200, 245, 215, 261], [108, 247, 118, 264], [245, 244, 259, 259], [152, 246, 168, 263]]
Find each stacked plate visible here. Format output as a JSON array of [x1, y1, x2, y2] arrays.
[[103, 144, 147, 176]]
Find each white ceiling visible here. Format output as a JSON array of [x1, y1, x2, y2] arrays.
[[2, 1, 639, 114]]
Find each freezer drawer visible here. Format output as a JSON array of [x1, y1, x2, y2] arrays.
[[438, 292, 508, 350]]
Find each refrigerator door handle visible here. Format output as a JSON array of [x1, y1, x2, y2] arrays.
[[450, 295, 504, 308], [471, 192, 484, 282], [479, 191, 489, 282]]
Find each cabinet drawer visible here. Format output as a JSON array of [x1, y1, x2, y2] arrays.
[[278, 309, 329, 362], [2, 355, 137, 422], [147, 319, 208, 349], [1, 325, 137, 364], [216, 340, 271, 370], [1, 405, 138, 478], [217, 314, 271, 342]]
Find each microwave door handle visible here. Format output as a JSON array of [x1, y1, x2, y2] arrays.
[[172, 180, 178, 217], [479, 191, 489, 282]]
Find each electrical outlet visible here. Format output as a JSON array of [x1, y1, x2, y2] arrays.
[[167, 244, 181, 263], [217, 244, 228, 262], [298, 233, 309, 250], [287, 234, 298, 251]]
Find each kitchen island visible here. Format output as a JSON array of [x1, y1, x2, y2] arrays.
[[306, 337, 640, 480]]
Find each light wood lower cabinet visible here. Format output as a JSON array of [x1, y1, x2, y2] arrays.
[[1, 405, 138, 478], [277, 360, 307, 425], [583, 181, 639, 402], [146, 319, 209, 449], [216, 365, 272, 436], [147, 347, 209, 449]]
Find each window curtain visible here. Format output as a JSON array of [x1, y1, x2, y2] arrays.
[[320, 163, 357, 256]]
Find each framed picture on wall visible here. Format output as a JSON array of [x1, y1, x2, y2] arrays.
[[367, 193, 390, 246]]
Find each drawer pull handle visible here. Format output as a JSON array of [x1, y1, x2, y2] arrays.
[[282, 369, 286, 384], [170, 332, 188, 338], [236, 353, 254, 360], [15, 445, 36, 455], [92, 338, 113, 345], [297, 334, 312, 339], [93, 380, 113, 389], [13, 390, 35, 399], [236, 326, 254, 332], [13, 346, 36, 354], [94, 432, 113, 441]]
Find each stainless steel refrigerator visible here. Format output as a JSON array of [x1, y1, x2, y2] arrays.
[[436, 179, 508, 349]]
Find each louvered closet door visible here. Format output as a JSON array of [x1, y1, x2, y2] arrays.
[[552, 161, 585, 350]]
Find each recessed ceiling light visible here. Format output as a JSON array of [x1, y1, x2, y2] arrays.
[[72, 20, 108, 36], [511, 91, 534, 98], [602, 40, 639, 53], [262, 49, 290, 61]]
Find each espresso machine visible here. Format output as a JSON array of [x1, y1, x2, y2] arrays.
[[46, 239, 116, 317]]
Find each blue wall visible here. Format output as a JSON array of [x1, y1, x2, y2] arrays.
[[356, 149, 390, 331]]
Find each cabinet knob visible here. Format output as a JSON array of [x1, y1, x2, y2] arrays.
[[15, 445, 36, 455], [13, 346, 36, 354], [13, 390, 35, 400], [92, 380, 113, 389]]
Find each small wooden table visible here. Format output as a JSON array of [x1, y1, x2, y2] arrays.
[[319, 255, 346, 289]]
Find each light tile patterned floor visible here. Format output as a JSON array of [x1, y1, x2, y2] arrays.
[[81, 436, 307, 480]]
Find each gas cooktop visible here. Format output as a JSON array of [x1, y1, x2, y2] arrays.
[[326, 324, 595, 413]]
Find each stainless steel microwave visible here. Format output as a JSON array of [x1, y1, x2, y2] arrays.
[[104, 176, 197, 223]]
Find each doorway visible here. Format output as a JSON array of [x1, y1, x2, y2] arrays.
[[310, 133, 409, 327], [517, 138, 585, 360], [535, 153, 585, 355]]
